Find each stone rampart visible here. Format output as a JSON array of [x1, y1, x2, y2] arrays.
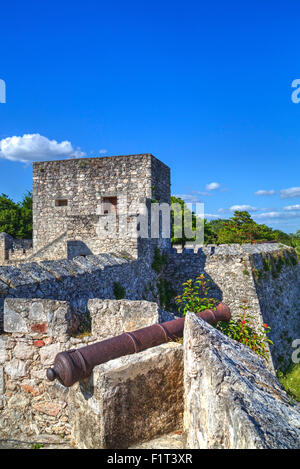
[[0, 298, 168, 443], [165, 243, 300, 371]]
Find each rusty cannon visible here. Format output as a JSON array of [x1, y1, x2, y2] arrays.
[[46, 302, 230, 387]]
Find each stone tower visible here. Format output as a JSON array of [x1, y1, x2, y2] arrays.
[[32, 154, 171, 259]]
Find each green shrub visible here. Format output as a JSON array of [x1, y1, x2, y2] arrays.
[[152, 247, 167, 273], [175, 275, 218, 316], [216, 305, 273, 360], [157, 278, 176, 310]]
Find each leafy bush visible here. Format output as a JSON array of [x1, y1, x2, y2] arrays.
[[176, 276, 273, 361], [216, 305, 273, 360]]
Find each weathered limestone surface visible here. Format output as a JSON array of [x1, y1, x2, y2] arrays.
[[0, 249, 162, 332], [88, 299, 174, 339], [166, 243, 300, 371], [0, 297, 173, 443], [183, 313, 300, 449], [129, 431, 183, 449], [32, 154, 171, 258], [0, 299, 75, 440], [1, 240, 299, 373], [68, 342, 183, 449], [0, 233, 32, 266]]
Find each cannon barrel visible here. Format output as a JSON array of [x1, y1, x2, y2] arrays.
[[47, 302, 230, 387]]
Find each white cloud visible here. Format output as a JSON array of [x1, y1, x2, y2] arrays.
[[261, 207, 279, 212], [280, 187, 300, 199], [99, 149, 107, 154], [205, 182, 220, 191], [217, 207, 232, 214], [174, 194, 202, 203], [254, 190, 276, 196], [230, 205, 258, 212], [191, 190, 212, 197], [203, 213, 222, 219], [256, 211, 300, 220], [0, 134, 86, 163], [283, 204, 300, 211]]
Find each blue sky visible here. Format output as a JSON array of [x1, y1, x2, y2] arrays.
[[1, 0, 300, 233]]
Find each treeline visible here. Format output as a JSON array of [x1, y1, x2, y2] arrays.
[[171, 196, 300, 257], [0, 193, 299, 258]]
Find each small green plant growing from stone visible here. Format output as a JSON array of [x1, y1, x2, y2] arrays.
[[156, 277, 176, 310], [113, 281, 126, 300], [31, 443, 43, 449], [216, 305, 273, 360], [175, 275, 218, 316], [79, 160, 87, 169], [152, 247, 168, 273]]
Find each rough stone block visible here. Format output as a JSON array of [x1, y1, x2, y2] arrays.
[[4, 359, 27, 380], [4, 298, 74, 338], [88, 299, 161, 339], [69, 342, 183, 449], [0, 265, 38, 289], [32, 401, 63, 417], [39, 260, 72, 280], [39, 343, 61, 366], [4, 304, 28, 333], [18, 262, 56, 282], [29, 301, 48, 322], [14, 342, 34, 360], [183, 313, 300, 449]]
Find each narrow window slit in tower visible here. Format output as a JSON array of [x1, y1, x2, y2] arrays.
[[102, 197, 117, 214], [55, 199, 68, 207]]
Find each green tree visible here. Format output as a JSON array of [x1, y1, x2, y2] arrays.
[[18, 192, 33, 238], [170, 196, 216, 246], [217, 211, 276, 244], [206, 218, 227, 235], [0, 192, 33, 239], [171, 196, 196, 246]]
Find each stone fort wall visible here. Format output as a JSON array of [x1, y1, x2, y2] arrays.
[[0, 242, 299, 445], [0, 297, 176, 444], [165, 243, 300, 371], [0, 242, 299, 371]]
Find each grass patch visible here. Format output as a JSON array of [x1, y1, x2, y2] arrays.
[[278, 363, 300, 402], [31, 443, 43, 449], [73, 331, 92, 340]]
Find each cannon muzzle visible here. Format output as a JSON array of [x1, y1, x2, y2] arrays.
[[47, 302, 230, 387]]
